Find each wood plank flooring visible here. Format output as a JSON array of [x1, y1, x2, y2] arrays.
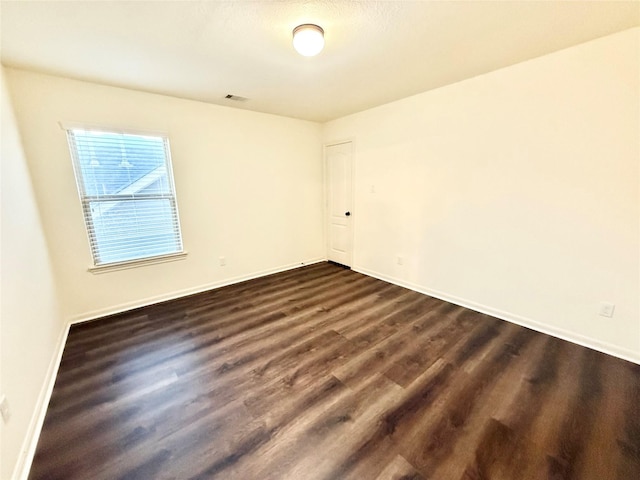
[[29, 262, 640, 479]]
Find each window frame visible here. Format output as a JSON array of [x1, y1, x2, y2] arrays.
[[62, 122, 186, 272]]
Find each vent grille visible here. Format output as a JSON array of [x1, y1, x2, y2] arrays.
[[224, 94, 248, 102]]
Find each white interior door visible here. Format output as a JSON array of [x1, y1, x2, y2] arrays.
[[326, 141, 353, 267]]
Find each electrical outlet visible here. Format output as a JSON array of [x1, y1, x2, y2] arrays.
[[219, 256, 226, 267], [0, 394, 10, 423], [396, 256, 404, 266], [599, 302, 615, 318]]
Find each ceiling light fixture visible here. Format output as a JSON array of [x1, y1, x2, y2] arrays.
[[292, 24, 324, 57]]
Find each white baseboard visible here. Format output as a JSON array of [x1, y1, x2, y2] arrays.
[[13, 322, 70, 480], [353, 265, 640, 366], [69, 258, 326, 325]]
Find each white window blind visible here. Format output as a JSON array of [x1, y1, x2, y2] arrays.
[[66, 127, 183, 267]]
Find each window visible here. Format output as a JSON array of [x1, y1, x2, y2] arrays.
[[65, 127, 184, 268]]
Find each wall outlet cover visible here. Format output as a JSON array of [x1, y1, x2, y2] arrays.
[[599, 302, 615, 318], [0, 394, 10, 422]]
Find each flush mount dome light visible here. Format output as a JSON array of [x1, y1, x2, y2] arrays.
[[292, 24, 324, 56]]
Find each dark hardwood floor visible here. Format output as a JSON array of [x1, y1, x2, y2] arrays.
[[29, 262, 640, 479]]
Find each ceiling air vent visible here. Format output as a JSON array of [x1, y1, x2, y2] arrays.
[[224, 94, 248, 102]]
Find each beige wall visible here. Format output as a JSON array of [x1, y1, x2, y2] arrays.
[[324, 28, 640, 361], [5, 69, 325, 322], [1, 68, 65, 480]]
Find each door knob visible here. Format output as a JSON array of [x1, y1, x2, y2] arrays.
[[345, 211, 351, 216]]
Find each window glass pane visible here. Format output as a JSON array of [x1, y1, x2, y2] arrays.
[[89, 198, 181, 264], [74, 131, 170, 196], [68, 127, 183, 266]]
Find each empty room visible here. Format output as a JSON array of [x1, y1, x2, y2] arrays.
[[1, 1, 639, 479]]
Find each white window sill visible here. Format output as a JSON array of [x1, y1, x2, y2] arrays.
[[88, 251, 188, 274]]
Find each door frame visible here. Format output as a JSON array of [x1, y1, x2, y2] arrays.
[[323, 139, 356, 267]]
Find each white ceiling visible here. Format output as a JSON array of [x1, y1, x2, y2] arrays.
[[1, 1, 639, 122]]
